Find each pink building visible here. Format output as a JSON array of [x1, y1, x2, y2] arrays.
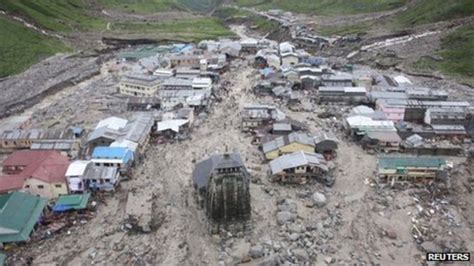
[[376, 101, 405, 122]]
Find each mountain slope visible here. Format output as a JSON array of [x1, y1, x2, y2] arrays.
[[0, 15, 69, 77], [397, 0, 474, 25], [234, 0, 408, 15], [0, 0, 233, 77]]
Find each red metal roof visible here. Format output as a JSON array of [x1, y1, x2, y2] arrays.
[[2, 150, 70, 184], [0, 175, 24, 193], [3, 150, 57, 168]]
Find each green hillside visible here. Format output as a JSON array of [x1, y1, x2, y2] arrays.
[[99, 0, 177, 13], [0, 0, 234, 76], [412, 26, 474, 86], [176, 0, 223, 13], [234, 0, 407, 15], [110, 17, 234, 41], [0, 15, 69, 77], [215, 7, 280, 32], [397, 0, 474, 25], [0, 0, 106, 32]]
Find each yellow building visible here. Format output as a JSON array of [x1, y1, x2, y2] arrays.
[[262, 132, 315, 160], [119, 74, 161, 97], [23, 178, 68, 199]]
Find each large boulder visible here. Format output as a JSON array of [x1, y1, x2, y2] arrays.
[[312, 192, 327, 208], [292, 248, 309, 262], [249, 244, 264, 259], [277, 211, 295, 225]]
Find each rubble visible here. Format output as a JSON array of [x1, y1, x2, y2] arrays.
[[124, 191, 153, 233]]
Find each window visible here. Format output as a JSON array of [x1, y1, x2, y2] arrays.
[[55, 184, 62, 188], [24, 185, 30, 189], [104, 178, 110, 183], [37, 185, 44, 189]]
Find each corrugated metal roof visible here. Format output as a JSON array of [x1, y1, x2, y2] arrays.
[[313, 131, 338, 144], [30, 140, 77, 151], [95, 117, 128, 131], [83, 166, 118, 180], [269, 151, 327, 175], [366, 131, 401, 142], [351, 105, 374, 115], [262, 132, 315, 153], [273, 123, 292, 131], [0, 129, 71, 141], [92, 147, 133, 162], [378, 156, 446, 169], [53, 193, 91, 212], [162, 78, 193, 88], [0, 192, 47, 243], [121, 74, 161, 87], [65, 160, 91, 177], [405, 134, 424, 147], [2, 150, 70, 183], [346, 116, 395, 130], [157, 119, 188, 133]]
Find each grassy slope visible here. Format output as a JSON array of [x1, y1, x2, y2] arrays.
[[0, 0, 233, 39], [0, 0, 234, 76], [215, 6, 280, 33], [0, 15, 69, 77], [234, 0, 407, 15], [396, 1, 474, 85], [110, 17, 234, 41], [397, 0, 474, 25], [411, 26, 474, 86], [99, 0, 177, 13], [176, 0, 222, 13], [0, 0, 106, 32]]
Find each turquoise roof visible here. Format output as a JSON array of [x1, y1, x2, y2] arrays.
[[0, 192, 47, 243], [53, 193, 90, 212], [378, 156, 446, 169]]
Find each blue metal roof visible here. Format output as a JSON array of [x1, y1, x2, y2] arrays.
[[92, 147, 133, 162]]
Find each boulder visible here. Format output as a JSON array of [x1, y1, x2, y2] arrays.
[[277, 211, 295, 225], [278, 199, 297, 213], [249, 244, 264, 259], [312, 192, 327, 208], [288, 233, 300, 241], [292, 248, 309, 261]]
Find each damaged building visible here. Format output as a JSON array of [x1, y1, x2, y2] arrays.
[[262, 132, 315, 160], [376, 156, 448, 185], [269, 151, 331, 185], [241, 104, 286, 132], [192, 153, 251, 233]]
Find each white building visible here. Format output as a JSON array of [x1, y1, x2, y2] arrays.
[[65, 160, 91, 193]]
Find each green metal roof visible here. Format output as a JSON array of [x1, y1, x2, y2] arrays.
[[378, 156, 446, 169], [0, 192, 47, 243], [53, 193, 90, 212]]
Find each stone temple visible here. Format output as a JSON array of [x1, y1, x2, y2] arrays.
[[192, 152, 251, 233]]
